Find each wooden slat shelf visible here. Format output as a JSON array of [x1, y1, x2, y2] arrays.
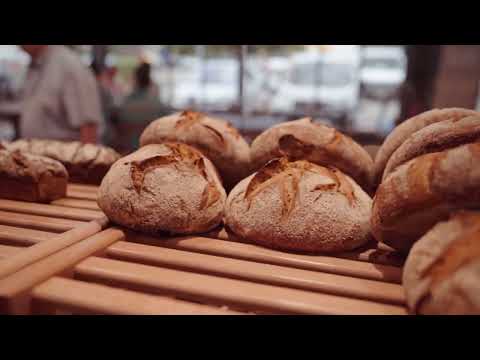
[[0, 244, 23, 259], [0, 183, 409, 315]]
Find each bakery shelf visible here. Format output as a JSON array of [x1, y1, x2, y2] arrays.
[[0, 184, 408, 315]]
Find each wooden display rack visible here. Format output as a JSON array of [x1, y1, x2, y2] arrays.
[[0, 184, 408, 315]]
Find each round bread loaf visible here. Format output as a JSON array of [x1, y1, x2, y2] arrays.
[[374, 108, 479, 186], [403, 211, 480, 314], [224, 158, 372, 253], [139, 111, 250, 191], [371, 142, 480, 253], [250, 117, 374, 192], [97, 143, 226, 235], [382, 115, 480, 181]]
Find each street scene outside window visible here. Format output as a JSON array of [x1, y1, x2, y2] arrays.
[[1, 45, 479, 152]]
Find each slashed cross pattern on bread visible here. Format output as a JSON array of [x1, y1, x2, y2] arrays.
[[129, 143, 221, 210], [245, 158, 356, 221]]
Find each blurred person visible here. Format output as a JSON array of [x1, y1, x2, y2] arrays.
[[16, 45, 103, 143], [128, 61, 159, 101], [91, 61, 117, 147], [114, 61, 166, 153]]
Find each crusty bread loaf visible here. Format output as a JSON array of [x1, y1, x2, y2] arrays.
[[371, 143, 480, 253], [139, 111, 250, 191], [374, 108, 479, 186], [250, 118, 374, 192], [224, 158, 372, 253], [4, 139, 121, 185], [98, 143, 226, 235], [403, 211, 480, 314], [382, 115, 480, 181], [0, 149, 68, 202]]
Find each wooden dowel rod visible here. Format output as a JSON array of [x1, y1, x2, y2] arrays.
[[0, 216, 108, 280]]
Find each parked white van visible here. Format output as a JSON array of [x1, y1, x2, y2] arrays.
[[269, 46, 361, 117]]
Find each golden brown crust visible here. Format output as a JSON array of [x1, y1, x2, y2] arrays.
[[383, 115, 480, 181], [374, 108, 479, 186], [250, 118, 374, 192], [403, 211, 480, 314], [225, 158, 372, 253], [139, 110, 250, 190], [0, 149, 68, 202], [5, 139, 121, 184], [371, 143, 480, 253], [97, 143, 226, 235]]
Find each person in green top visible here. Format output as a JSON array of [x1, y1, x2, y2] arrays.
[[115, 61, 168, 153]]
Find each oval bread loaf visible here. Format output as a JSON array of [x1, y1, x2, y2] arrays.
[[403, 211, 480, 314], [374, 108, 478, 185], [371, 142, 480, 253], [139, 111, 250, 190], [250, 117, 374, 192], [382, 115, 480, 181], [225, 158, 372, 253], [0, 149, 68, 202], [98, 143, 226, 235], [4, 139, 121, 185]]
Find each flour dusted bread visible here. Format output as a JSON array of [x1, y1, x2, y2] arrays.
[[98, 143, 226, 235], [250, 117, 374, 192], [224, 158, 372, 253], [4, 139, 121, 185], [0, 149, 68, 202], [371, 143, 480, 253], [374, 108, 478, 185], [403, 211, 480, 314], [382, 115, 480, 181], [139, 111, 250, 190]]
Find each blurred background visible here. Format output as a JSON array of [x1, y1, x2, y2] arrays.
[[1, 45, 480, 152]]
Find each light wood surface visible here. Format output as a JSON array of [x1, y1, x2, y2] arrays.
[[0, 227, 124, 314], [0, 210, 87, 232], [75, 256, 407, 315], [31, 277, 242, 315], [66, 189, 97, 201], [0, 217, 108, 279], [106, 241, 405, 304], [207, 227, 405, 267], [0, 244, 23, 259], [0, 199, 103, 221], [51, 198, 100, 210], [126, 232, 403, 283], [68, 184, 100, 193], [0, 225, 54, 246]]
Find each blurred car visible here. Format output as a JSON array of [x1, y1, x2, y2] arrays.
[[360, 46, 407, 99], [269, 46, 361, 117]]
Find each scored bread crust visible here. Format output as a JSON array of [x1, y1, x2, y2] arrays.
[[403, 211, 480, 314], [371, 142, 480, 253], [139, 111, 251, 191], [0, 149, 68, 202], [4, 139, 121, 184], [97, 143, 226, 235], [382, 115, 480, 181], [249, 118, 374, 192], [374, 108, 479, 186], [224, 158, 372, 253]]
